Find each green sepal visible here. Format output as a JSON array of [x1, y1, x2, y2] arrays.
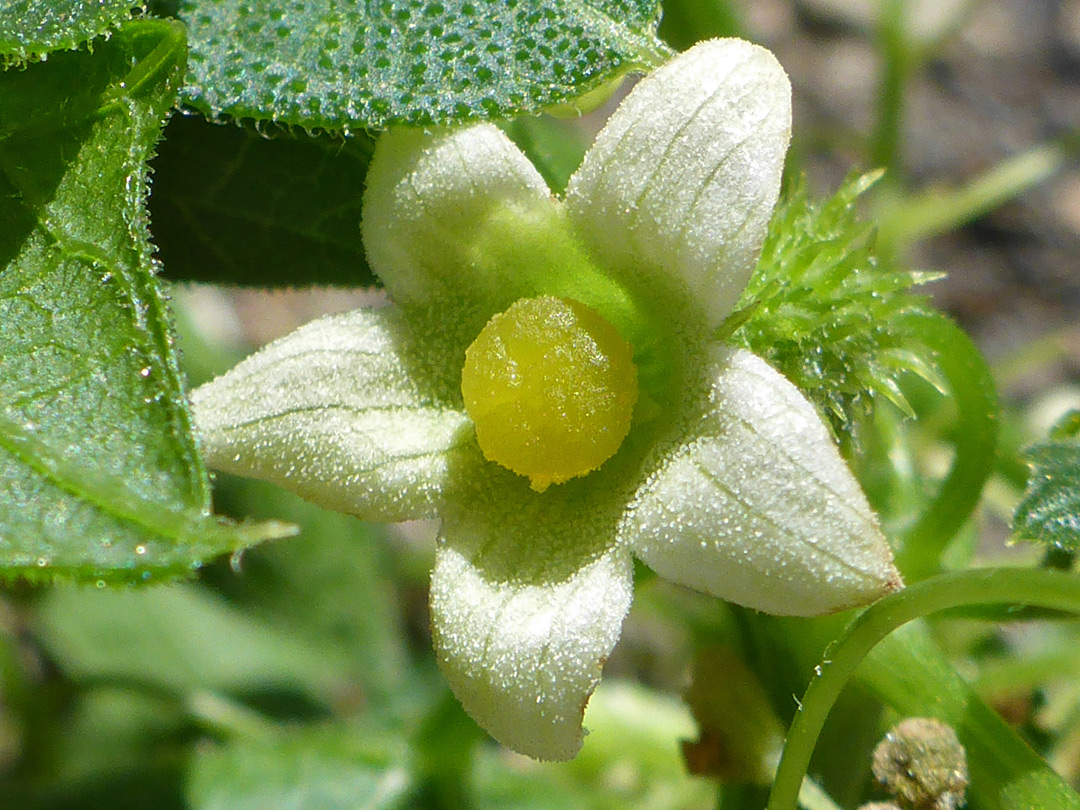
[[732, 172, 937, 440]]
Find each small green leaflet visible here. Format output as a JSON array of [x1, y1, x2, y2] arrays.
[[0, 0, 140, 63], [178, 0, 667, 131], [1014, 410, 1080, 552], [0, 19, 291, 584]]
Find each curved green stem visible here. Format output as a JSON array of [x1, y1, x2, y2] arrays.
[[894, 311, 999, 579], [766, 568, 1080, 810]]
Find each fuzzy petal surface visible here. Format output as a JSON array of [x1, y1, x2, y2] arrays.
[[362, 124, 556, 321], [622, 347, 901, 616], [430, 479, 634, 760], [192, 307, 482, 522], [566, 38, 791, 328]]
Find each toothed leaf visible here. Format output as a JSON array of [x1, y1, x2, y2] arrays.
[[1014, 411, 1080, 552], [0, 20, 290, 584], [178, 0, 666, 130], [0, 0, 140, 63]]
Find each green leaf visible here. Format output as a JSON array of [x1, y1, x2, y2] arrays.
[[31, 686, 190, 805], [186, 723, 413, 810], [201, 478, 412, 710], [0, 0, 140, 63], [0, 19, 291, 584], [151, 116, 377, 287], [502, 116, 590, 195], [657, 0, 742, 52], [35, 582, 357, 701], [178, 0, 668, 130], [1013, 410, 1080, 551]]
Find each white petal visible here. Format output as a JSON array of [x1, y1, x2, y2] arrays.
[[191, 307, 481, 522], [362, 124, 555, 316], [430, 488, 633, 761], [622, 347, 901, 616], [566, 39, 791, 328]]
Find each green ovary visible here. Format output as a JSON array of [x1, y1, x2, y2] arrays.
[[461, 296, 639, 492]]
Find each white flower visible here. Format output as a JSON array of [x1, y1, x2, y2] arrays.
[[192, 38, 902, 761]]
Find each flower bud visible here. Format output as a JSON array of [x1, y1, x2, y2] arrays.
[[872, 717, 969, 810]]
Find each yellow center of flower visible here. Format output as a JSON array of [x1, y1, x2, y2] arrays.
[[461, 296, 638, 492]]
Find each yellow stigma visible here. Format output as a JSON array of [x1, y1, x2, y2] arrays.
[[461, 296, 638, 492]]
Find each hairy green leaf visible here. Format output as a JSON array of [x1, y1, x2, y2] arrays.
[[730, 172, 938, 443], [152, 116, 376, 286], [178, 0, 667, 130], [0, 19, 291, 583], [1014, 410, 1080, 551], [0, 0, 141, 63]]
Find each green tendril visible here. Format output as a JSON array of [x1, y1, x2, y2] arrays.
[[767, 568, 1080, 810]]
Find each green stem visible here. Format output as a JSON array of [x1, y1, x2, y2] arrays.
[[869, 0, 911, 180], [411, 690, 483, 810], [98, 20, 187, 115], [632, 34, 676, 69], [766, 568, 1080, 810], [893, 312, 999, 580]]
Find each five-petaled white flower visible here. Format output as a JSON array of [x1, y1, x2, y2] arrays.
[[192, 38, 902, 761]]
